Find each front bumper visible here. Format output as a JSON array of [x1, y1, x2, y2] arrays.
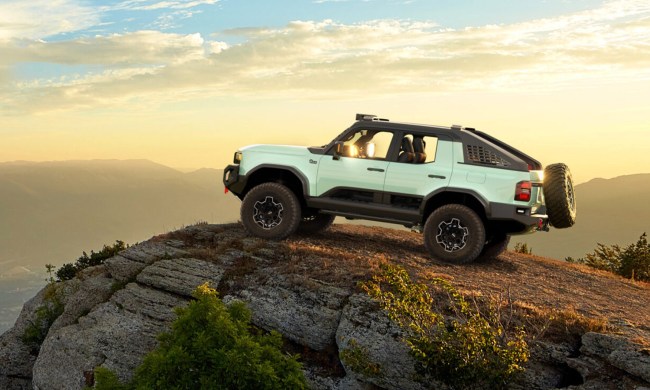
[[223, 164, 246, 196]]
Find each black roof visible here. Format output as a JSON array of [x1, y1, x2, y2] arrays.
[[351, 114, 542, 170]]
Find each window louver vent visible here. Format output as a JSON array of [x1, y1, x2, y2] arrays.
[[466, 145, 510, 167]]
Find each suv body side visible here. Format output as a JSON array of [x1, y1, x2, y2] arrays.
[[224, 119, 547, 235]]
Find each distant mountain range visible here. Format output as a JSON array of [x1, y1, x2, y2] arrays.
[[514, 173, 650, 260], [0, 159, 240, 331], [0, 160, 647, 332], [1, 160, 647, 271], [0, 159, 240, 275]]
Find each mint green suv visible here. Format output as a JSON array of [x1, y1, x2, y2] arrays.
[[223, 114, 576, 263]]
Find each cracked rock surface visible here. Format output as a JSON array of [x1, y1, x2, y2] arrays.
[[1, 223, 648, 390]]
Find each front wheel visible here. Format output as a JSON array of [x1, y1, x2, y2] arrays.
[[240, 182, 301, 240], [423, 204, 486, 264]]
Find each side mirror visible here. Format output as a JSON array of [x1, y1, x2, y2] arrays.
[[333, 141, 344, 160]]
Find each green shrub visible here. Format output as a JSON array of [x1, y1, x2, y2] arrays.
[[56, 240, 127, 281], [93, 283, 307, 390], [618, 233, 649, 281], [340, 339, 382, 378], [513, 242, 532, 255], [361, 264, 528, 390], [22, 284, 64, 353], [93, 367, 129, 390], [569, 233, 649, 282]]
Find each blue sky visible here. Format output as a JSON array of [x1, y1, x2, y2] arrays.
[[1, 0, 649, 182], [45, 1, 606, 41]]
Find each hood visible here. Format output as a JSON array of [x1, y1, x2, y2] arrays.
[[240, 145, 310, 156]]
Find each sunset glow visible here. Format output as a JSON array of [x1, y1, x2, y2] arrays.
[[1, 0, 649, 183]]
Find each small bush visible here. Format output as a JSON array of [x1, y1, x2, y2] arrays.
[[340, 339, 382, 378], [56, 240, 127, 281], [93, 283, 307, 390], [513, 242, 532, 255], [22, 284, 64, 353], [93, 367, 129, 390], [569, 233, 649, 282], [361, 264, 528, 390]]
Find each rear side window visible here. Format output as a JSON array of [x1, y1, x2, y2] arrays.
[[420, 136, 438, 163], [399, 134, 438, 163]]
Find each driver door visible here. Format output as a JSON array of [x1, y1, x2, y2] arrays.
[[315, 129, 395, 198]]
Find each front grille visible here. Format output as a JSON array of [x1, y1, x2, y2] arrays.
[[466, 145, 510, 167]]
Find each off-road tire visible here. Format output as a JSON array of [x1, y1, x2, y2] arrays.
[[478, 234, 510, 261], [424, 204, 486, 264], [297, 210, 335, 235], [240, 182, 301, 240], [544, 163, 577, 228]]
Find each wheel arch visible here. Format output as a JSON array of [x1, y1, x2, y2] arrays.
[[421, 188, 489, 224], [242, 165, 309, 208]]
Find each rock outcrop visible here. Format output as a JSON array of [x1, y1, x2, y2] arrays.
[[1, 223, 649, 390]]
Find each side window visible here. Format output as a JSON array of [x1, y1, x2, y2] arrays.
[[366, 131, 393, 159], [341, 130, 394, 160], [397, 134, 438, 163], [420, 136, 438, 163]]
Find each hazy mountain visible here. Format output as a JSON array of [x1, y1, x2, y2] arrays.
[[0, 159, 240, 332], [0, 159, 239, 273], [515, 173, 650, 260]]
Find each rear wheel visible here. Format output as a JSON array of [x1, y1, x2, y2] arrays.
[[297, 210, 335, 235], [240, 183, 301, 240], [423, 204, 486, 264], [544, 163, 577, 228]]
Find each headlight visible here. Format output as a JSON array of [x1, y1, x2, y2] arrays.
[[233, 151, 242, 164]]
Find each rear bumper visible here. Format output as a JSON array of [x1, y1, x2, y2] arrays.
[[489, 202, 549, 233], [223, 164, 246, 196]]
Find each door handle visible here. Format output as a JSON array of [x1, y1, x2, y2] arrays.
[[428, 174, 446, 179], [367, 168, 385, 172]]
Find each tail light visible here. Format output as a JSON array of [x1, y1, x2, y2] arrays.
[[515, 181, 532, 202]]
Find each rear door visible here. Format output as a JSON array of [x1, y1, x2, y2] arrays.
[[383, 134, 453, 200]]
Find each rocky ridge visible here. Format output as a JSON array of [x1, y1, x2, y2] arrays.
[[1, 223, 649, 390]]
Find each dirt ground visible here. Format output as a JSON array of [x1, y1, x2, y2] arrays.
[[282, 224, 650, 343]]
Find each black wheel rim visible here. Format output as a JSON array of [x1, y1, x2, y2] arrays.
[[436, 218, 469, 252], [253, 196, 284, 229]]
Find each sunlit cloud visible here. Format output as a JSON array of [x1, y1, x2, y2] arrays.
[[2, 0, 650, 113], [124, 0, 220, 11], [0, 0, 99, 40]]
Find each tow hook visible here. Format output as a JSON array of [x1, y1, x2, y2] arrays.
[[537, 218, 550, 232]]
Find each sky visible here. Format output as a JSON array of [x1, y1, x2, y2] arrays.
[[1, 0, 649, 183]]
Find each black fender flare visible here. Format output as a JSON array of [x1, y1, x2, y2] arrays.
[[245, 164, 311, 197], [420, 187, 491, 218]]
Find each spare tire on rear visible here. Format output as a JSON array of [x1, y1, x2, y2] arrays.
[[543, 163, 577, 228]]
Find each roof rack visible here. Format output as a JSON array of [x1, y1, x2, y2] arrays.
[[356, 113, 389, 122]]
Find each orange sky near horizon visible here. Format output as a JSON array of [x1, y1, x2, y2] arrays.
[[1, 1, 649, 185]]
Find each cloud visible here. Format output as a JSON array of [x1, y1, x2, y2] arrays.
[[4, 31, 207, 66], [2, 0, 650, 113], [0, 0, 220, 40], [126, 0, 219, 11], [0, 0, 99, 40]]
